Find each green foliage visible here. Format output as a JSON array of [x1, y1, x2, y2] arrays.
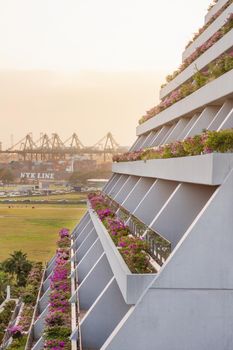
[[205, 130, 233, 153], [2, 251, 32, 287], [115, 129, 233, 163], [183, 135, 204, 156], [21, 285, 37, 304], [193, 70, 209, 88], [0, 270, 10, 303], [44, 326, 71, 340], [7, 335, 27, 350]]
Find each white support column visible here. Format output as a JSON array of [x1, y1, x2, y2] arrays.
[[185, 106, 220, 138], [114, 175, 139, 205], [147, 129, 160, 147], [133, 179, 178, 226], [128, 136, 140, 152], [143, 130, 158, 148], [208, 100, 233, 131], [71, 221, 94, 250], [151, 125, 171, 146], [38, 287, 50, 313], [80, 278, 130, 350], [109, 175, 129, 199], [72, 212, 90, 239], [103, 174, 118, 194], [122, 177, 155, 214], [71, 217, 91, 242], [78, 254, 113, 311], [75, 229, 98, 261], [163, 118, 190, 143], [138, 131, 154, 149], [42, 271, 53, 291], [159, 123, 177, 145], [77, 238, 104, 283], [218, 107, 233, 130], [178, 114, 200, 140], [150, 183, 216, 247], [31, 337, 44, 350], [33, 305, 49, 340], [108, 174, 124, 196], [120, 177, 141, 207]]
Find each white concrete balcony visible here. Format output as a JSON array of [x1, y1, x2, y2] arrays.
[[160, 29, 233, 99], [137, 69, 233, 136], [112, 153, 233, 186], [182, 3, 233, 61], [205, 0, 229, 24], [88, 204, 156, 304]]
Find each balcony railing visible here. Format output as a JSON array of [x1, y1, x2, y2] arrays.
[[105, 196, 171, 266]]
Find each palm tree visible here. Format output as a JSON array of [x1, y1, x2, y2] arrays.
[[2, 251, 32, 287], [0, 271, 9, 302]]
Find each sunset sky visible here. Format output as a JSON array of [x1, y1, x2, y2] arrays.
[[0, 0, 212, 148]]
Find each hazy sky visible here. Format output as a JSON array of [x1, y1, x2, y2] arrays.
[[0, 0, 212, 148]]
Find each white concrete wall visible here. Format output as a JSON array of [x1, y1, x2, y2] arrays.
[[101, 288, 233, 350], [80, 278, 131, 349], [137, 69, 233, 136], [160, 30, 233, 99], [77, 238, 104, 283], [185, 106, 220, 137], [112, 153, 233, 186], [114, 176, 139, 204], [122, 177, 155, 213], [150, 183, 216, 247], [205, 0, 230, 24], [182, 3, 233, 60], [104, 174, 121, 195], [178, 114, 200, 140], [133, 179, 178, 226], [108, 175, 129, 198], [78, 254, 113, 311], [208, 100, 233, 130], [152, 168, 233, 289]]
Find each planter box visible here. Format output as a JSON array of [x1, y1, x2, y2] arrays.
[[205, 0, 230, 24], [88, 204, 156, 304], [137, 69, 233, 136], [112, 153, 233, 186], [160, 29, 233, 99], [182, 3, 233, 61]]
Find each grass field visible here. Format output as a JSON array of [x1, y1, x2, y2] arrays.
[[0, 204, 86, 263], [0, 192, 87, 202]]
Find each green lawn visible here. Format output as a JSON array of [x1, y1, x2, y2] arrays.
[[0, 204, 86, 263], [0, 192, 87, 202]]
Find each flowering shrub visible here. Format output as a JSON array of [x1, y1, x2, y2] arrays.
[[59, 228, 70, 239], [118, 236, 153, 273], [44, 229, 71, 350], [88, 193, 156, 273], [186, 0, 233, 49], [44, 339, 66, 350], [113, 129, 233, 162], [161, 14, 233, 88], [7, 325, 22, 339], [139, 51, 233, 124]]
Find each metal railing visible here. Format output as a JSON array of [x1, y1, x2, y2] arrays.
[[105, 195, 171, 267]]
